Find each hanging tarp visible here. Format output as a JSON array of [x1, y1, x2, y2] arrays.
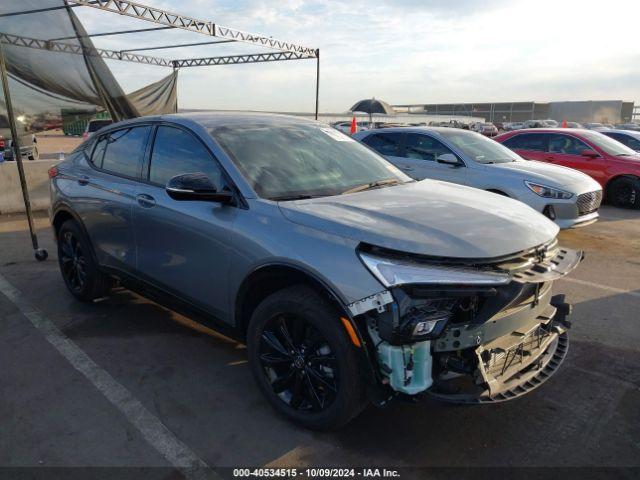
[[127, 70, 178, 117], [0, 0, 177, 132]]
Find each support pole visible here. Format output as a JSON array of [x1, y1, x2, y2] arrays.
[[314, 49, 320, 120], [0, 43, 47, 261]]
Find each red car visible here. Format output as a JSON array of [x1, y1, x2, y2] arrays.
[[495, 129, 640, 209]]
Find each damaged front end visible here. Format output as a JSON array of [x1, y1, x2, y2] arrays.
[[350, 240, 581, 404]]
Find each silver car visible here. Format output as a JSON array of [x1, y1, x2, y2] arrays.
[[354, 127, 602, 229], [50, 113, 581, 429]]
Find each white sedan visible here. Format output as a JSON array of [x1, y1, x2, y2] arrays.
[[353, 127, 603, 229]]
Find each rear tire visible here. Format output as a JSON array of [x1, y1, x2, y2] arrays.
[[57, 219, 112, 302], [606, 176, 640, 209], [247, 285, 367, 430], [28, 146, 39, 161]]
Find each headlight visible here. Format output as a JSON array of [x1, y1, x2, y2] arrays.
[[524, 181, 573, 199], [358, 251, 511, 288]]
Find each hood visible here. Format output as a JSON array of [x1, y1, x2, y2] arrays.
[[489, 160, 600, 191], [278, 180, 559, 259]]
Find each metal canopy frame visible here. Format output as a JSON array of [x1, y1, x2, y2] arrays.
[[0, 0, 320, 261]]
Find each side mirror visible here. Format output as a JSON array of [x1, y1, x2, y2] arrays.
[[166, 172, 235, 204], [581, 149, 599, 158], [436, 153, 463, 166]]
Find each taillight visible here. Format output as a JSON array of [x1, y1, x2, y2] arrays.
[[82, 132, 88, 140], [0, 136, 5, 149], [48, 166, 59, 179]]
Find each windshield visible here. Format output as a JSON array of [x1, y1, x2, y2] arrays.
[[438, 130, 521, 164], [209, 121, 410, 200], [581, 130, 639, 157]]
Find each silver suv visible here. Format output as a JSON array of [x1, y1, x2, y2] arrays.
[[50, 113, 581, 429]]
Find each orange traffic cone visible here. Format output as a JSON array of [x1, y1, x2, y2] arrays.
[[562, 119, 568, 128], [350, 116, 357, 135]]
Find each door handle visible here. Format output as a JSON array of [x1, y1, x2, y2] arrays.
[[77, 175, 90, 186], [136, 193, 156, 208]]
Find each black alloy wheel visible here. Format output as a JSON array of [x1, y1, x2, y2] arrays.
[[608, 176, 640, 209], [259, 314, 338, 412], [60, 230, 87, 293], [57, 219, 112, 301], [247, 285, 367, 430]]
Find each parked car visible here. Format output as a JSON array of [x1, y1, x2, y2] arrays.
[[496, 128, 640, 208], [50, 113, 581, 429], [354, 127, 602, 228], [83, 118, 113, 140], [522, 120, 552, 129], [601, 130, 640, 152], [565, 122, 583, 128], [582, 123, 607, 131], [614, 123, 640, 132], [0, 114, 39, 161], [471, 122, 499, 137], [505, 122, 524, 131], [0, 134, 39, 161]]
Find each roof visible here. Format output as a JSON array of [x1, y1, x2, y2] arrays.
[[102, 111, 320, 130]]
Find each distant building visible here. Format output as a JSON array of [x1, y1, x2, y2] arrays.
[[394, 100, 635, 124]]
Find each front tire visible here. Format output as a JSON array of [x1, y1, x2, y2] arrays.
[[57, 220, 112, 302], [247, 285, 367, 430], [607, 176, 640, 209]]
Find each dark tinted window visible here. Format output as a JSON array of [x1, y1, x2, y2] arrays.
[[548, 134, 590, 155], [502, 133, 548, 151], [362, 132, 403, 156], [403, 133, 453, 161], [98, 127, 151, 177], [87, 120, 112, 132], [149, 126, 223, 188], [605, 132, 640, 150], [91, 137, 108, 167]]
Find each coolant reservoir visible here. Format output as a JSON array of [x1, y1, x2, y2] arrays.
[[377, 341, 433, 395]]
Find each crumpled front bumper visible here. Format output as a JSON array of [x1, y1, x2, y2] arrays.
[[428, 298, 572, 403]]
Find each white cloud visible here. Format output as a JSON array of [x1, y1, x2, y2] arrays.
[[75, 0, 640, 112]]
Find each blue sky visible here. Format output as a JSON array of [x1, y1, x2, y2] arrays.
[[76, 0, 640, 113]]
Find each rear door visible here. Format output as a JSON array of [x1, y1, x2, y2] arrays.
[[360, 132, 408, 172], [80, 125, 152, 272], [398, 133, 467, 184], [501, 133, 549, 162], [132, 124, 237, 319]]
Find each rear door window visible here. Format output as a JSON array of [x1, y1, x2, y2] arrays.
[[362, 132, 404, 156], [96, 126, 151, 178], [607, 133, 640, 150], [502, 133, 548, 151]]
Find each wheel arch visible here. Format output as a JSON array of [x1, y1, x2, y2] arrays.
[[51, 206, 100, 264], [486, 188, 510, 197], [604, 173, 640, 192], [235, 263, 352, 341]]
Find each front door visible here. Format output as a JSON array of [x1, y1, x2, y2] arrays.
[[133, 124, 237, 320]]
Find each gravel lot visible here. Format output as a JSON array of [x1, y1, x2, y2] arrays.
[[0, 207, 638, 477]]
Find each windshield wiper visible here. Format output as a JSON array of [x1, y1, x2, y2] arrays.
[[342, 178, 401, 195], [270, 194, 316, 201]]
